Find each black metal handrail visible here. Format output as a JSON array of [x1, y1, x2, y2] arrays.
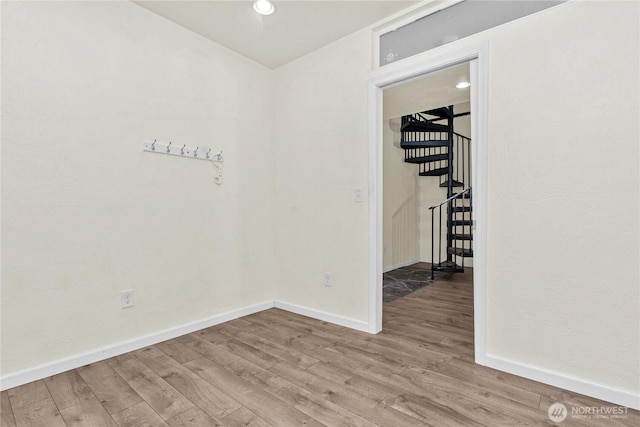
[[429, 187, 473, 279], [428, 187, 472, 210]]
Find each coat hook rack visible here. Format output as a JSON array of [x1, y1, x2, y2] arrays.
[[142, 140, 223, 163]]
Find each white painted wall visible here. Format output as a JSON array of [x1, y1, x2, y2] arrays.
[[382, 117, 419, 269], [276, 0, 639, 404], [273, 31, 372, 324], [1, 1, 275, 376], [481, 1, 639, 396]]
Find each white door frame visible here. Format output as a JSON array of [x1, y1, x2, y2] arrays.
[[367, 43, 489, 365]]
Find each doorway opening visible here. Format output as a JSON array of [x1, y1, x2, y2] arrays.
[[368, 47, 488, 365], [383, 62, 472, 275], [383, 62, 473, 332]]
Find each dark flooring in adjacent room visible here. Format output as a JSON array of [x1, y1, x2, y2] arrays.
[[383, 262, 435, 303]]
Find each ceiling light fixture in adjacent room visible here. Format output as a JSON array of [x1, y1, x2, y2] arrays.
[[253, 0, 275, 15], [456, 81, 471, 89]]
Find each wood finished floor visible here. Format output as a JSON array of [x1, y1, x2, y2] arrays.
[[2, 267, 639, 426]]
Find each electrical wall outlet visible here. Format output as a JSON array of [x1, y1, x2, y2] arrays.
[[323, 272, 332, 287], [120, 290, 134, 308]]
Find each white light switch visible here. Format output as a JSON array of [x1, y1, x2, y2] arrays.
[[355, 188, 363, 203]]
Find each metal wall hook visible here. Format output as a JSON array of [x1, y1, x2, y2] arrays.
[[142, 141, 222, 170]]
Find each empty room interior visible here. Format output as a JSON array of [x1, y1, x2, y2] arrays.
[[1, 0, 639, 425]]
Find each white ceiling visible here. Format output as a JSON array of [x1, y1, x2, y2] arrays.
[[133, 0, 418, 69], [383, 62, 470, 120]]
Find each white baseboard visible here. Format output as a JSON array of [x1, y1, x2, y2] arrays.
[[383, 258, 422, 273], [274, 300, 370, 333], [420, 257, 474, 268], [0, 300, 275, 391], [485, 353, 640, 411], [6, 300, 635, 414]]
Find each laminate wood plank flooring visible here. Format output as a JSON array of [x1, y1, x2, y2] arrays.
[[4, 266, 640, 426]]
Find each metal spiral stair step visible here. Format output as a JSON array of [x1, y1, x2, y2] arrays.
[[421, 107, 453, 119], [439, 179, 464, 188], [400, 140, 449, 149], [433, 261, 464, 273], [401, 121, 450, 133], [452, 206, 472, 213], [448, 247, 474, 257], [420, 167, 449, 177], [449, 233, 473, 240], [448, 219, 473, 226], [404, 153, 449, 164]]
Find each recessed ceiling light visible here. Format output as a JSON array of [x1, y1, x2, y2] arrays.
[[253, 0, 275, 15], [456, 81, 471, 89]]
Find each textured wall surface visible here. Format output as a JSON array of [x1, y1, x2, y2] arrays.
[[1, 1, 276, 375], [273, 29, 372, 321]]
